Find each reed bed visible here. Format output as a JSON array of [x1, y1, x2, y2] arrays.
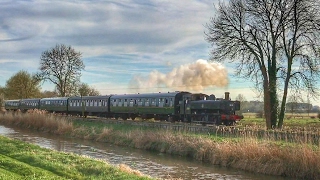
[[0, 111, 319, 179], [92, 128, 320, 179], [0, 110, 73, 134]]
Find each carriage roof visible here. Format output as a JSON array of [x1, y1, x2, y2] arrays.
[[68, 95, 111, 101], [110, 92, 189, 99]]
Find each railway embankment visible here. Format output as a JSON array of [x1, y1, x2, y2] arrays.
[[0, 111, 319, 179]]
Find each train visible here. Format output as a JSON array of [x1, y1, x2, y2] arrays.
[[4, 91, 242, 125]]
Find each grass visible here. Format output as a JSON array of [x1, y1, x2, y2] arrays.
[[0, 135, 152, 180], [0, 110, 320, 179]]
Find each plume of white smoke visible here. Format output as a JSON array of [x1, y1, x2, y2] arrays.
[[129, 59, 228, 92]]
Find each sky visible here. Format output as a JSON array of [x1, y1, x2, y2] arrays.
[[0, 0, 315, 104]]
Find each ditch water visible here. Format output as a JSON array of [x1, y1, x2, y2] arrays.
[[0, 125, 288, 180]]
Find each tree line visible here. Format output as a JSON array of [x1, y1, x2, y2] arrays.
[[0, 44, 100, 105]]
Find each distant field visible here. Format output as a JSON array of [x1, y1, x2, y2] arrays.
[[240, 112, 320, 127], [242, 112, 319, 119]]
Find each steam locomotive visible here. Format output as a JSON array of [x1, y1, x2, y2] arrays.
[[4, 91, 242, 125]]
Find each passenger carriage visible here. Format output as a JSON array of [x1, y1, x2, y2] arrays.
[[68, 96, 111, 117], [4, 100, 21, 111], [39, 97, 69, 114], [19, 98, 41, 112], [109, 92, 191, 121]]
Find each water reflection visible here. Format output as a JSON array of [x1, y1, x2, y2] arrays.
[[0, 125, 287, 180]]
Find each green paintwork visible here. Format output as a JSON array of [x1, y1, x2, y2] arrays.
[[110, 106, 175, 115]]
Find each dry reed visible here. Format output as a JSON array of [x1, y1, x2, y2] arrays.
[[87, 128, 320, 179], [0, 109, 73, 134]]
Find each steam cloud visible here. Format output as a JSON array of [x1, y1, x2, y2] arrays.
[[129, 59, 228, 92]]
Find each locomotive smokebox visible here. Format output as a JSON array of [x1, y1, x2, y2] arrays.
[[225, 92, 230, 100]]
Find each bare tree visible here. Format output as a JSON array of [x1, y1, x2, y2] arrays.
[[235, 94, 248, 114], [277, 0, 320, 127], [4, 70, 41, 99], [36, 44, 85, 97], [205, 0, 320, 129], [235, 94, 246, 102], [0, 86, 5, 107], [41, 90, 59, 98], [287, 95, 300, 115]]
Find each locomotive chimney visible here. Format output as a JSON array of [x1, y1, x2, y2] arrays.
[[225, 92, 230, 100]]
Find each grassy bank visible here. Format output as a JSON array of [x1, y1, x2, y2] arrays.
[[0, 111, 320, 179], [0, 135, 151, 180]]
